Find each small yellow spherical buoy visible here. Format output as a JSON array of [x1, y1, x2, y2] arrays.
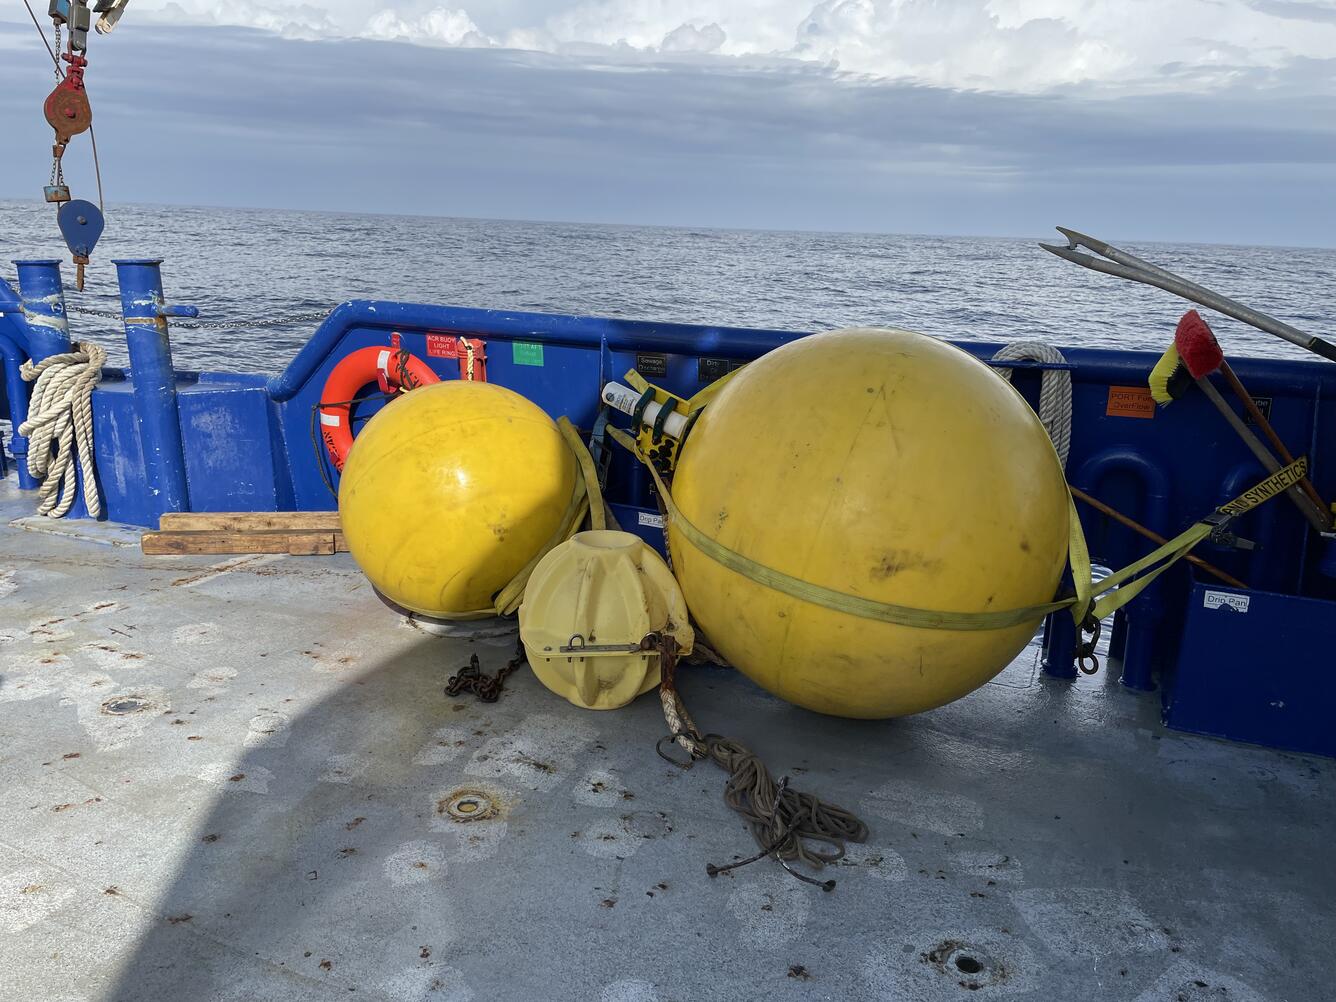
[[670, 328, 1069, 718], [521, 530, 694, 710], [339, 381, 577, 619]]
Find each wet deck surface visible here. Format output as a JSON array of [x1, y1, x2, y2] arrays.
[[1, 471, 1333, 1002]]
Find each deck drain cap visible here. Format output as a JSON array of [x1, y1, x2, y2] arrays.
[[440, 789, 496, 823], [922, 940, 1005, 990], [101, 696, 151, 715]]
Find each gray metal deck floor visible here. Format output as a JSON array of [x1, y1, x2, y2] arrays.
[[1, 473, 1332, 1002]]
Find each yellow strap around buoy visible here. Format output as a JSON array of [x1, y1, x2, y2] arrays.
[[609, 424, 1305, 631]]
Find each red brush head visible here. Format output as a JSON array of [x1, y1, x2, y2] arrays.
[[1174, 310, 1224, 379]]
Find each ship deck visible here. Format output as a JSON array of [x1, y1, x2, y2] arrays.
[[1, 470, 1332, 1002]]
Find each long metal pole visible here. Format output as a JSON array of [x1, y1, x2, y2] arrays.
[[1040, 230, 1336, 363]]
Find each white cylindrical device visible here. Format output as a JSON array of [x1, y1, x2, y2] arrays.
[[600, 382, 689, 440]]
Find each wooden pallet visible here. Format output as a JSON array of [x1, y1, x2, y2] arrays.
[[141, 512, 347, 556]]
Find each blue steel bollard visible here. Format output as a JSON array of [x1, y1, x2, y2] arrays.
[[0, 279, 36, 489], [113, 259, 197, 516], [1117, 595, 1161, 691], [13, 260, 72, 362], [1041, 609, 1078, 679], [0, 275, 34, 356], [14, 261, 82, 503], [1107, 609, 1129, 662], [1041, 564, 1078, 679]]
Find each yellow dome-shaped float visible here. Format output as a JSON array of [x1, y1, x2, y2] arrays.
[[339, 380, 577, 619], [669, 327, 1070, 718], [520, 530, 694, 710]]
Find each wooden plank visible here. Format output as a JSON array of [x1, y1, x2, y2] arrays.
[[142, 531, 298, 555], [157, 511, 341, 533], [141, 530, 341, 556], [287, 533, 337, 556]]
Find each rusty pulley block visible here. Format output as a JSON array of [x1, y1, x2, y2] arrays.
[[44, 50, 92, 146]]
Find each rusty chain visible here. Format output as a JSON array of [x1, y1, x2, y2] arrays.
[[62, 303, 330, 329], [445, 638, 527, 703]]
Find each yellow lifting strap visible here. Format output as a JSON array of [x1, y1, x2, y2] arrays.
[[609, 422, 1306, 632], [477, 417, 606, 618]]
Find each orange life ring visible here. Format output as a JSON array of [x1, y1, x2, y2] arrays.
[[318, 345, 440, 472]]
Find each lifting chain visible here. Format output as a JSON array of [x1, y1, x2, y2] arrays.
[[445, 638, 527, 703], [45, 21, 69, 201]]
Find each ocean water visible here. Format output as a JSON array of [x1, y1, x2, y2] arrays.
[[2, 199, 1333, 372]]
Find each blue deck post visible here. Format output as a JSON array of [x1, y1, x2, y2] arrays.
[[1041, 608, 1078, 679], [0, 277, 36, 487], [1116, 597, 1160, 691], [13, 260, 72, 362], [0, 332, 33, 486], [11, 262, 77, 497], [113, 259, 196, 516], [0, 276, 33, 357]]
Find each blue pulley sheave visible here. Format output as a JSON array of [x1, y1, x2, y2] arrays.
[[57, 199, 105, 258]]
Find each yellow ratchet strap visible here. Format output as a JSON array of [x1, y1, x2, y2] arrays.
[[610, 423, 1304, 632]]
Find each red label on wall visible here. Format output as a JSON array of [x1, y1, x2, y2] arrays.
[[426, 334, 458, 358], [1106, 386, 1156, 419]]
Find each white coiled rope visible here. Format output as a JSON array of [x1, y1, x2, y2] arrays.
[[18, 341, 106, 518], [992, 340, 1072, 468]]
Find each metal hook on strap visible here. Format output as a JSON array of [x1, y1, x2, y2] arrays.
[[1075, 612, 1102, 675]]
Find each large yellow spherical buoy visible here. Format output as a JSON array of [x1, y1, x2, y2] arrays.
[[670, 328, 1069, 718], [338, 380, 577, 619]]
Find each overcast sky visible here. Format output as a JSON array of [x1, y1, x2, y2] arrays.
[[2, 0, 1335, 243]]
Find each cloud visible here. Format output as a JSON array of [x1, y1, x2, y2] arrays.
[[0, 21, 1332, 244], [363, 6, 492, 45], [660, 21, 726, 53], [19, 0, 1334, 95], [154, 0, 340, 38], [1246, 0, 1336, 25]]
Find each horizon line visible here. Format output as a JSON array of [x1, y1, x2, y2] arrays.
[[2, 195, 1333, 253]]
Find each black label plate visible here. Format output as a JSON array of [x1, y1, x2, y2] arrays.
[[698, 357, 745, 383], [635, 352, 669, 378]]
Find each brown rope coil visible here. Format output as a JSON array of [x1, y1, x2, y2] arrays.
[[652, 635, 869, 890]]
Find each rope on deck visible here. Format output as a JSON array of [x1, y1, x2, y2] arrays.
[[655, 636, 869, 890], [19, 341, 105, 518]]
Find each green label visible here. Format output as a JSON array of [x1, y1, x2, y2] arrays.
[[513, 342, 544, 366]]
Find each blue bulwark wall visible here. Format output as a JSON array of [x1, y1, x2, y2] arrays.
[[91, 372, 283, 523]]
